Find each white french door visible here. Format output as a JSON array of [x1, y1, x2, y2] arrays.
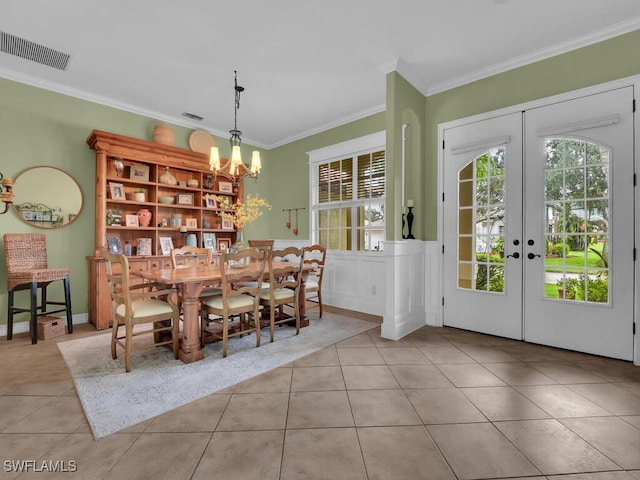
[[442, 113, 523, 340], [442, 87, 635, 360]]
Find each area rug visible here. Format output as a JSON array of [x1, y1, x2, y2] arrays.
[[58, 313, 377, 439]]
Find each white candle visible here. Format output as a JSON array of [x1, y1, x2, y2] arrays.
[[407, 199, 414, 208]]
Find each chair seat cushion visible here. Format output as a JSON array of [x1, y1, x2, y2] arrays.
[[200, 287, 222, 298], [116, 299, 174, 320], [202, 293, 255, 310], [305, 279, 319, 290], [259, 288, 295, 302], [7, 268, 70, 290]]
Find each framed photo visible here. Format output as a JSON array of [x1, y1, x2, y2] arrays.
[[125, 214, 139, 227], [218, 181, 233, 193], [204, 196, 217, 208], [203, 174, 214, 190], [177, 193, 194, 205], [217, 239, 230, 252], [185, 218, 197, 228], [107, 237, 122, 254], [203, 233, 216, 251], [221, 218, 234, 230], [129, 164, 150, 182], [109, 182, 125, 200], [159, 236, 174, 256], [136, 238, 152, 256]]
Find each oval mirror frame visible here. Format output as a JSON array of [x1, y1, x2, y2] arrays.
[[12, 166, 84, 229]]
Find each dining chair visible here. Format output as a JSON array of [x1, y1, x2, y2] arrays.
[[4, 233, 73, 344], [258, 246, 305, 342], [200, 248, 266, 357], [102, 248, 180, 372], [303, 244, 327, 317], [170, 245, 221, 298], [248, 239, 274, 251]]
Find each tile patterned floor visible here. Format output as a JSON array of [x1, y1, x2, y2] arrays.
[[1, 309, 639, 480]]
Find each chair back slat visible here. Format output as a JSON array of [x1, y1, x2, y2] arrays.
[[220, 248, 266, 300], [170, 246, 212, 268], [268, 247, 304, 294]]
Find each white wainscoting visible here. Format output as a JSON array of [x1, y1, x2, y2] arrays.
[[273, 239, 441, 340]]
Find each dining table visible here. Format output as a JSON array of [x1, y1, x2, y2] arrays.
[[134, 260, 312, 363]]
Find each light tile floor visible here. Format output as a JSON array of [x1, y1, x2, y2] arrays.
[[1, 308, 639, 480]]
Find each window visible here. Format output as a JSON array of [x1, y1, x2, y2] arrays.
[[308, 132, 386, 251]]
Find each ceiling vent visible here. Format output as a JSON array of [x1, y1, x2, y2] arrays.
[[0, 31, 71, 71], [182, 112, 203, 121]]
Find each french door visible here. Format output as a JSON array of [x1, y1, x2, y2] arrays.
[[442, 87, 635, 360]]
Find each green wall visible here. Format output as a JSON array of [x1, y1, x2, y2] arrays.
[[422, 28, 640, 240], [1, 28, 639, 327]]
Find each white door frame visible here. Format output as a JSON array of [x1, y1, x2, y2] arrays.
[[437, 74, 639, 366]]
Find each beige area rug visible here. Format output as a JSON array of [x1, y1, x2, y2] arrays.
[[58, 313, 377, 439]]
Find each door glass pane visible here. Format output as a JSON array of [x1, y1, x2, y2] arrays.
[[457, 147, 506, 293], [544, 138, 609, 303]]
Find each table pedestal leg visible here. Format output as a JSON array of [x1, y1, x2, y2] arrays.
[[178, 283, 204, 363]]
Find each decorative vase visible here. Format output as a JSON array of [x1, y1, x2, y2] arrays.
[[133, 192, 145, 202], [228, 231, 249, 267], [137, 208, 152, 227], [153, 125, 175, 146], [159, 166, 177, 185]]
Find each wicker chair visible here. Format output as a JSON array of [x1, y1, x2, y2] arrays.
[[102, 248, 180, 372], [4, 233, 73, 344], [303, 244, 326, 317]]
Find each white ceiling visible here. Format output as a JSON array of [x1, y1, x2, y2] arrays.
[[2, 0, 640, 149]]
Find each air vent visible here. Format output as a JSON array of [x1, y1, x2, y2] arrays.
[[0, 31, 71, 71], [182, 112, 204, 121]]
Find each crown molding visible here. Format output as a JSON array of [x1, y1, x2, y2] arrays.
[[425, 17, 640, 96]]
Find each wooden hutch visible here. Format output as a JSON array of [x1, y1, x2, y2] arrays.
[[86, 129, 241, 330]]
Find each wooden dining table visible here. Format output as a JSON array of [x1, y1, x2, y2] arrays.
[[134, 261, 312, 363]]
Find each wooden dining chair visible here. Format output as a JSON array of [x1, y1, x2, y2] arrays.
[[4, 233, 73, 344], [258, 246, 305, 342], [171, 246, 221, 298], [102, 248, 180, 372], [200, 248, 266, 357], [303, 244, 327, 317], [248, 239, 274, 251]]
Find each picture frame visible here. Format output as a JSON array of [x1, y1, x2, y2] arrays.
[[159, 236, 174, 256], [125, 214, 139, 227], [221, 218, 234, 230], [177, 193, 194, 205], [185, 218, 197, 228], [129, 164, 150, 182], [203, 233, 216, 251], [203, 174, 214, 190], [136, 238, 152, 256], [217, 239, 230, 252], [109, 182, 125, 200], [218, 181, 233, 193], [107, 237, 122, 254], [204, 196, 217, 208]]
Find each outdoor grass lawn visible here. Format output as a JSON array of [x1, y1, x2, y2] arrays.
[[544, 242, 606, 273]]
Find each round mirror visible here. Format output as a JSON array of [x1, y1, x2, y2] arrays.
[[12, 166, 83, 228]]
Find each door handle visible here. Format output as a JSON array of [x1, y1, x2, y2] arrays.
[[527, 252, 541, 259], [506, 252, 520, 259]]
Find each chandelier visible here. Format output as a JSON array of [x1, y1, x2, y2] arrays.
[[209, 70, 261, 182], [0, 171, 14, 214]]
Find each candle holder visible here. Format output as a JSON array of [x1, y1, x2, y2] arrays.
[[406, 206, 415, 239], [402, 213, 407, 239]]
